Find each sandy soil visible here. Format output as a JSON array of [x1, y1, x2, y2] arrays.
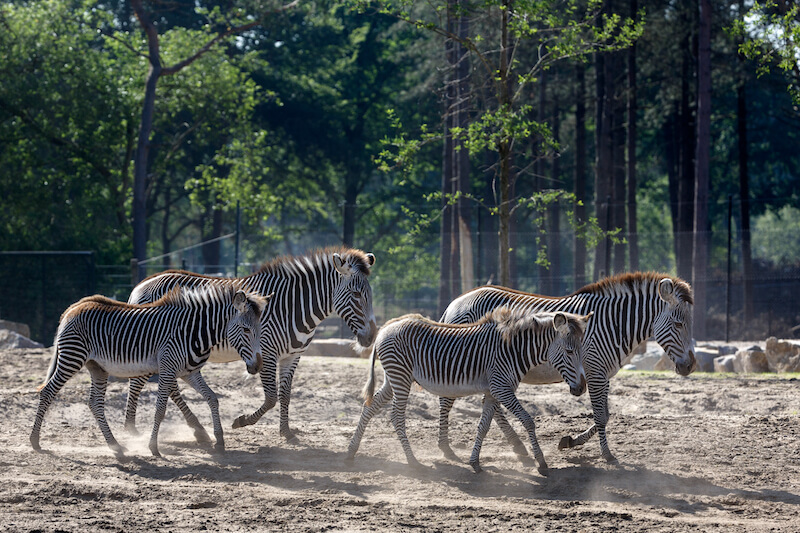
[[2, 347, 799, 532]]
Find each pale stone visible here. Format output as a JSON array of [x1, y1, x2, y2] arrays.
[[765, 337, 800, 373], [714, 355, 737, 373]]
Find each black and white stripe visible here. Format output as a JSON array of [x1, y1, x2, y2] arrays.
[[125, 247, 377, 441], [30, 285, 268, 457], [438, 272, 696, 464], [345, 308, 592, 476]]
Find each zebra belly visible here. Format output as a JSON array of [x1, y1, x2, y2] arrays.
[[90, 356, 159, 378], [412, 373, 490, 398], [520, 362, 562, 385], [208, 346, 239, 364]]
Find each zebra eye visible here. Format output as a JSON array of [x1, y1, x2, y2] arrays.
[[352, 290, 362, 299], [674, 321, 684, 329], [243, 327, 252, 335]]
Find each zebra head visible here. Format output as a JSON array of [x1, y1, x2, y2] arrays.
[[332, 251, 378, 347], [228, 290, 272, 375], [652, 277, 695, 376], [548, 312, 592, 397]]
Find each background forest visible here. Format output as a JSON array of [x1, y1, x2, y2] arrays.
[[1, 0, 799, 343]]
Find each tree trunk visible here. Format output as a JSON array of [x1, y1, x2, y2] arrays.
[[202, 207, 224, 273], [627, 0, 639, 271], [438, 2, 457, 315], [573, 62, 587, 290], [693, 0, 711, 340], [594, 46, 612, 279], [549, 78, 562, 294], [537, 70, 550, 294], [131, 0, 162, 281], [677, 2, 696, 283], [612, 50, 627, 274], [497, 0, 514, 288], [737, 0, 754, 322], [455, 7, 473, 294]]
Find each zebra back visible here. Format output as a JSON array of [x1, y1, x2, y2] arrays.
[[441, 272, 694, 379], [128, 247, 377, 358]]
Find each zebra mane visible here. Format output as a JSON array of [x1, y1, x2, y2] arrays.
[[490, 307, 551, 343], [253, 247, 373, 277], [574, 271, 693, 304], [72, 285, 238, 314]]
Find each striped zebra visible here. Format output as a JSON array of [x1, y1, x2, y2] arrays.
[[30, 286, 269, 457], [438, 272, 695, 464], [125, 247, 377, 441], [345, 309, 592, 476]]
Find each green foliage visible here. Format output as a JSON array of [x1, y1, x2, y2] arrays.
[[752, 205, 800, 266], [734, 1, 800, 104]]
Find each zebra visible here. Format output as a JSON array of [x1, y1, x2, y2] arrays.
[[125, 247, 377, 441], [437, 271, 695, 464], [30, 285, 269, 457], [345, 308, 593, 476]]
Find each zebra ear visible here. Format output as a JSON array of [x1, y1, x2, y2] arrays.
[[233, 290, 248, 312], [658, 278, 676, 304], [553, 312, 568, 332], [366, 253, 376, 266], [333, 253, 352, 276]]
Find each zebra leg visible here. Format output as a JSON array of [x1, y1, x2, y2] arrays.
[[346, 381, 393, 462], [468, 395, 499, 473], [30, 356, 83, 452], [232, 351, 278, 429], [168, 382, 211, 444], [494, 387, 548, 476], [149, 372, 178, 457], [277, 354, 301, 441], [437, 397, 458, 460], [389, 378, 422, 468], [491, 402, 529, 457], [85, 361, 125, 457], [124, 375, 149, 435], [182, 372, 222, 452], [557, 378, 617, 464]]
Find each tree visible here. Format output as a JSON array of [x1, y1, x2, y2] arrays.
[[693, 0, 711, 340], [356, 0, 642, 287], [129, 0, 298, 278]]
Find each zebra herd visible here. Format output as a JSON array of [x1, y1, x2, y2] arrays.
[[31, 246, 695, 477]]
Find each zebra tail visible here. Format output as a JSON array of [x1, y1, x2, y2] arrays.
[[361, 345, 377, 406], [37, 336, 60, 392]]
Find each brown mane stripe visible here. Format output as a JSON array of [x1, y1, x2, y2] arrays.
[[469, 271, 693, 305]]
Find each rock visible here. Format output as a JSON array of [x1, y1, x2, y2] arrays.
[[693, 347, 718, 373], [0, 329, 44, 350], [653, 354, 675, 372], [0, 319, 31, 339], [716, 345, 738, 356], [738, 350, 770, 373], [304, 338, 362, 358], [622, 364, 637, 371], [714, 355, 737, 373], [628, 344, 666, 371], [765, 337, 800, 373]]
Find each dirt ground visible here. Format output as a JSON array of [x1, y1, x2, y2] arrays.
[[2, 347, 799, 532]]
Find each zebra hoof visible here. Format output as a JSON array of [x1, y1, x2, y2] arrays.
[[438, 444, 459, 462], [281, 430, 297, 443], [469, 460, 482, 474], [537, 463, 549, 477], [214, 442, 226, 454], [231, 415, 249, 429], [194, 427, 212, 444], [512, 443, 529, 457], [603, 452, 619, 465], [149, 443, 161, 457], [124, 424, 140, 436], [343, 455, 355, 465], [30, 434, 41, 452], [558, 435, 574, 450]]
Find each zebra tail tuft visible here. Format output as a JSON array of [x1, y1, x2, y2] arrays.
[[361, 345, 377, 406]]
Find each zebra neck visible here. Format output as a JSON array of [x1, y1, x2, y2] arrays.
[[248, 257, 335, 346], [510, 327, 557, 375]]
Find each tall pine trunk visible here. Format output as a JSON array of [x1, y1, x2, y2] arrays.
[[627, 0, 639, 271], [574, 62, 587, 289], [737, 0, 754, 323], [693, 0, 712, 340]]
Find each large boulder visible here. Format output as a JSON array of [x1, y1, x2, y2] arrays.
[[304, 338, 362, 358], [714, 354, 737, 373], [765, 337, 800, 373], [0, 319, 31, 339], [0, 329, 44, 349], [738, 349, 770, 373], [693, 346, 718, 372]]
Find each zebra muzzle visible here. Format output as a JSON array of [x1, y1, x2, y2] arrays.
[[247, 352, 263, 375], [570, 375, 587, 397]]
